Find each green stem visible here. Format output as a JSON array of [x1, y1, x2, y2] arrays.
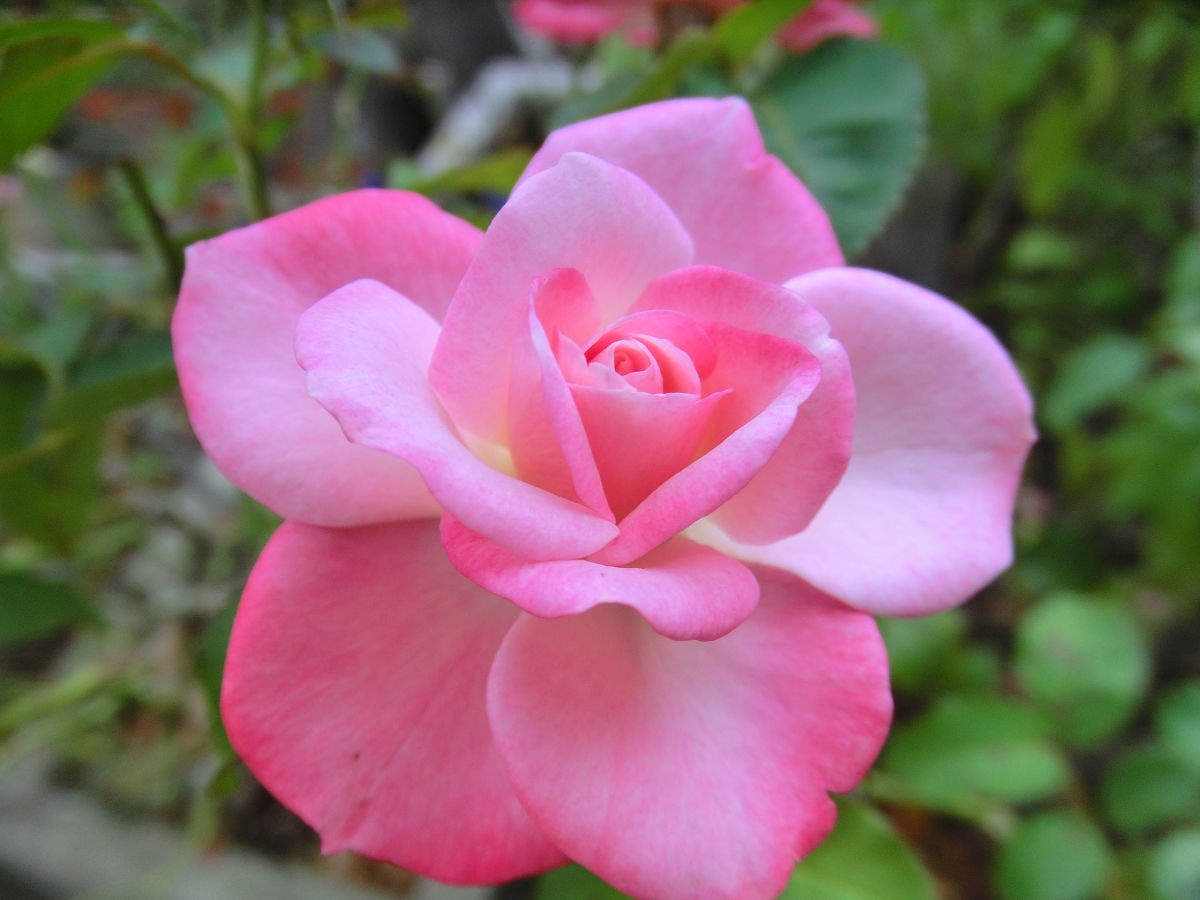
[[117, 159, 184, 289], [126, 40, 271, 220]]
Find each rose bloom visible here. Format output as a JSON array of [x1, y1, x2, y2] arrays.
[[173, 98, 1033, 900], [511, 0, 878, 51]]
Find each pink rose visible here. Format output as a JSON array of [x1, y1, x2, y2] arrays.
[[512, 0, 878, 51], [173, 98, 1033, 900]]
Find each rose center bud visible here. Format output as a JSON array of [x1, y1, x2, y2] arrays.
[[584, 331, 703, 396]]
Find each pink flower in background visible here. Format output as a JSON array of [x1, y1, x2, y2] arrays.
[[512, 0, 878, 51], [173, 98, 1033, 900]]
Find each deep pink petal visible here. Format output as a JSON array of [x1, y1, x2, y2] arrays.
[[296, 279, 618, 560], [222, 520, 566, 883], [631, 267, 857, 543], [487, 566, 892, 900], [443, 514, 759, 640], [778, 0, 879, 52], [173, 190, 482, 526], [432, 152, 694, 441], [512, 0, 643, 42], [715, 268, 1036, 615], [521, 98, 842, 283], [508, 271, 612, 517]]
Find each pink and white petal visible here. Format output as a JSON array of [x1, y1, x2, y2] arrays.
[[443, 514, 758, 641], [521, 98, 842, 283], [296, 279, 618, 560], [721, 268, 1036, 616], [222, 520, 566, 883], [173, 189, 481, 526], [508, 274, 611, 517], [594, 320, 822, 565], [487, 566, 892, 900], [432, 152, 694, 441], [778, 0, 879, 52]]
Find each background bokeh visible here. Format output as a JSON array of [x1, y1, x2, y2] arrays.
[[2, 2, 1198, 898]]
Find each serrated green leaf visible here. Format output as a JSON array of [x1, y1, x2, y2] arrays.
[[1014, 593, 1151, 747], [0, 572, 95, 643], [750, 39, 925, 255], [994, 811, 1110, 900], [781, 801, 937, 900], [879, 696, 1070, 815]]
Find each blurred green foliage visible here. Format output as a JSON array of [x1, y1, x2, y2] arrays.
[[0, 1, 1198, 898]]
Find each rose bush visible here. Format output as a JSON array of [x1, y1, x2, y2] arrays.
[[511, 0, 878, 51], [173, 97, 1034, 900]]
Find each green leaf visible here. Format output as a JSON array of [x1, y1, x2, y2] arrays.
[[1156, 681, 1200, 771], [307, 27, 402, 77], [1100, 745, 1200, 835], [0, 572, 95, 644], [781, 801, 937, 900], [45, 331, 177, 426], [876, 610, 965, 693], [750, 39, 926, 255], [994, 811, 1111, 900], [1146, 829, 1200, 900], [196, 601, 237, 753], [535, 865, 630, 900], [714, 0, 815, 64], [391, 148, 533, 198], [1041, 335, 1151, 432], [1013, 593, 1151, 747], [0, 18, 128, 170], [878, 696, 1070, 815]]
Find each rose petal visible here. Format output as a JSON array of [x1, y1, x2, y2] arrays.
[[778, 0, 879, 52], [443, 514, 759, 640], [432, 152, 694, 441], [296, 278, 618, 560], [487, 566, 892, 900], [632, 266, 855, 543], [595, 276, 825, 564], [521, 97, 842, 283], [573, 384, 725, 520], [713, 268, 1036, 615], [512, 0, 651, 44], [172, 190, 482, 526], [222, 520, 566, 883], [508, 270, 612, 517]]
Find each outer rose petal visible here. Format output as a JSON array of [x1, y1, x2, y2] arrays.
[[443, 514, 759, 640], [714, 268, 1036, 616], [777, 0, 879, 52], [432, 152, 694, 441], [222, 520, 566, 883], [488, 566, 892, 900], [172, 190, 481, 527], [521, 97, 843, 283], [296, 279, 618, 561]]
